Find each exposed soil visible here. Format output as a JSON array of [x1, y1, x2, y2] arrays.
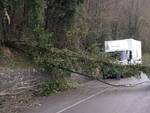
[[0, 68, 50, 113], [0, 92, 34, 113]]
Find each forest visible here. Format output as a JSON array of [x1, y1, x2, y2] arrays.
[[0, 0, 150, 79], [1, 1, 150, 113]]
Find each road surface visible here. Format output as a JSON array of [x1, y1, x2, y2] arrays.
[[24, 80, 150, 113]]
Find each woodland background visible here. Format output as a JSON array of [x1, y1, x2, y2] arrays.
[[0, 0, 150, 79]]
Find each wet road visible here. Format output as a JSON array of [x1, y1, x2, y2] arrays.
[[60, 86, 150, 113], [24, 79, 150, 113]]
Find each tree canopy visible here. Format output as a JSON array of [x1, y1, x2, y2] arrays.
[[0, 0, 150, 78]]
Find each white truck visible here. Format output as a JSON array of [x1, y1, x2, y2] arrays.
[[105, 39, 142, 65]]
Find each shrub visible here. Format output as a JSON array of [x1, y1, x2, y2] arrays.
[[41, 78, 77, 96]]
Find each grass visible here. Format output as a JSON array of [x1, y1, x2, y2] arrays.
[[143, 53, 150, 66]]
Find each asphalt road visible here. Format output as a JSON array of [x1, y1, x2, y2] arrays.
[[60, 86, 150, 113], [24, 80, 150, 113]]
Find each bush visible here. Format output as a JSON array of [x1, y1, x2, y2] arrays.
[[101, 63, 140, 78], [122, 66, 138, 77], [137, 65, 150, 75], [41, 78, 77, 96]]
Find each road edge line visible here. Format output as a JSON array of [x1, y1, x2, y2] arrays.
[[55, 88, 110, 113]]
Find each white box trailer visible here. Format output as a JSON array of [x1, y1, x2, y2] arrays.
[[105, 39, 142, 65]]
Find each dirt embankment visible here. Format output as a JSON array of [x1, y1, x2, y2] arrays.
[[0, 69, 50, 113]]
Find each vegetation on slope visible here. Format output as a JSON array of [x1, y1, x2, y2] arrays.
[[0, 0, 150, 95]]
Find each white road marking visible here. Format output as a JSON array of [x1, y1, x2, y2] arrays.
[[55, 88, 110, 113]]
